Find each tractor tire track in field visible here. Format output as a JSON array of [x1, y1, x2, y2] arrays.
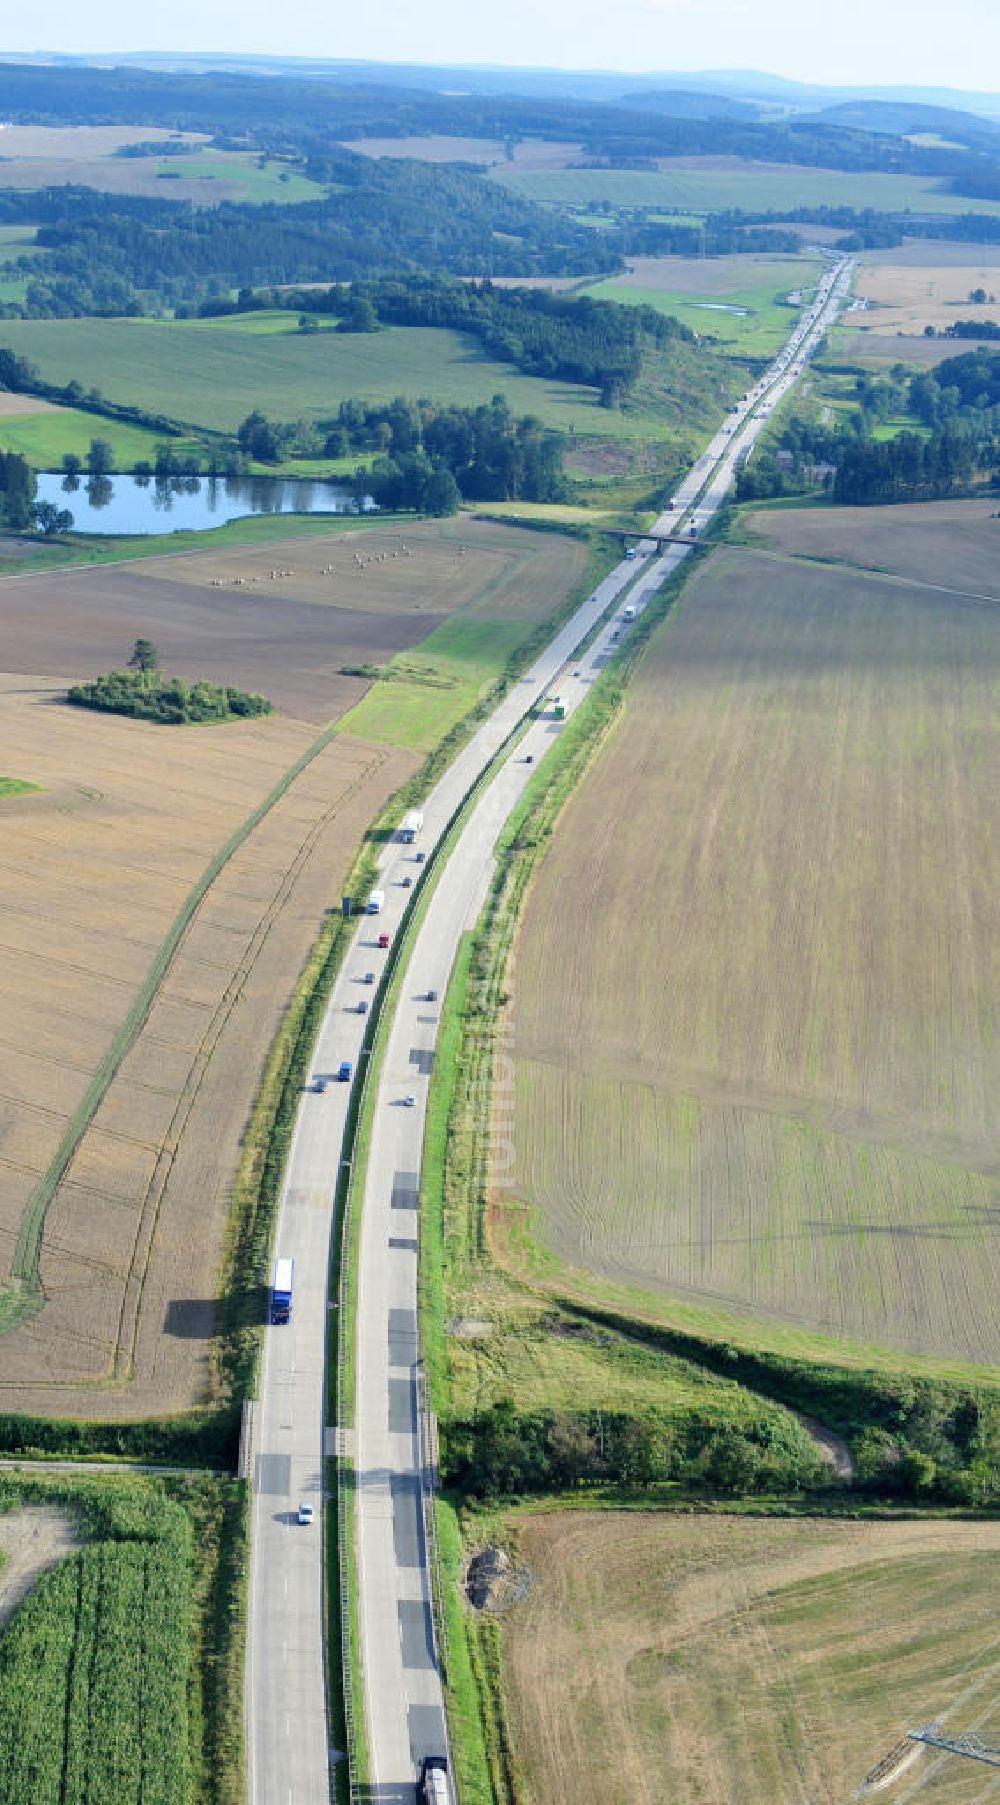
[[112, 745, 393, 1383], [5, 721, 343, 1325]]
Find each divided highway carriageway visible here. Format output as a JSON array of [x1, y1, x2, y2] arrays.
[[246, 255, 855, 1805]]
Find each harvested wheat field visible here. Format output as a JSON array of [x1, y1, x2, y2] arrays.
[[502, 1511, 1000, 1805], [0, 675, 416, 1413], [506, 529, 999, 1366], [853, 256, 1000, 336], [0, 515, 585, 1413]]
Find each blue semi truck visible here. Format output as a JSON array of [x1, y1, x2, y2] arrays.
[[271, 1257, 294, 1325]]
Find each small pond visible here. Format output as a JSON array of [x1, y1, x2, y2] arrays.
[[36, 472, 372, 536]]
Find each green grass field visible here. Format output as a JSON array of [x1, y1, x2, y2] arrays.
[[339, 526, 590, 749], [0, 313, 736, 451], [585, 272, 818, 357], [0, 404, 206, 469], [0, 777, 40, 798], [493, 162, 1000, 216], [337, 619, 528, 750], [152, 154, 321, 205]]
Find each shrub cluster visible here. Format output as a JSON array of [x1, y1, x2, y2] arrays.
[[67, 669, 272, 725], [442, 1397, 823, 1500]]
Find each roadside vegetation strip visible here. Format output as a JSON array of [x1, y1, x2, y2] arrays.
[[8, 720, 341, 1314], [455, 560, 1000, 1498], [330, 687, 543, 1795]]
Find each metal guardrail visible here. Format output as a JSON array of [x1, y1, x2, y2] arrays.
[[416, 1366, 450, 1682], [330, 681, 551, 1804]]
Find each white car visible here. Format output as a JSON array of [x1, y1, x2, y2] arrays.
[[403, 1094, 416, 1109], [297, 1502, 315, 1526]]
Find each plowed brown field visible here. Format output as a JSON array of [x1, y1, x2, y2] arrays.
[[1, 517, 545, 723], [502, 1512, 1000, 1805], [0, 515, 579, 1414], [506, 525, 999, 1366]]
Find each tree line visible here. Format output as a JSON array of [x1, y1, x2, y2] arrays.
[[1, 57, 995, 188], [239, 393, 567, 508], [278, 274, 691, 406], [0, 157, 620, 323], [737, 348, 1000, 506]]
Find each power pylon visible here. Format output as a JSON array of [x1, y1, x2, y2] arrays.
[[907, 1724, 1000, 1768]]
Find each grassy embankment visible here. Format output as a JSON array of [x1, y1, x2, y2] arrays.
[[414, 552, 844, 1802]]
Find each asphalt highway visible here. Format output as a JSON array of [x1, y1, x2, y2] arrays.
[[246, 255, 854, 1805]]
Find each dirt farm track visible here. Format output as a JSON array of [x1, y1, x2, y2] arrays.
[[0, 516, 580, 1416], [507, 503, 1000, 1367]]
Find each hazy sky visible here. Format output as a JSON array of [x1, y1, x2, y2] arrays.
[[4, 0, 1000, 95]]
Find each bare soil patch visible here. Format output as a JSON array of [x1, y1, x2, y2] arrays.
[[862, 238, 1000, 268], [0, 677, 417, 1414], [502, 1512, 1000, 1805], [0, 125, 206, 160], [0, 1507, 79, 1631], [0, 393, 58, 418], [746, 495, 1000, 596], [507, 537, 1000, 1363]]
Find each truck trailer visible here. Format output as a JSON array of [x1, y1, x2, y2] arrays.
[[419, 1755, 450, 1804], [271, 1258, 294, 1325], [400, 809, 424, 844]]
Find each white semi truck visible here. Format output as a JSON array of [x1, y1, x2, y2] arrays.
[[400, 809, 424, 844]]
